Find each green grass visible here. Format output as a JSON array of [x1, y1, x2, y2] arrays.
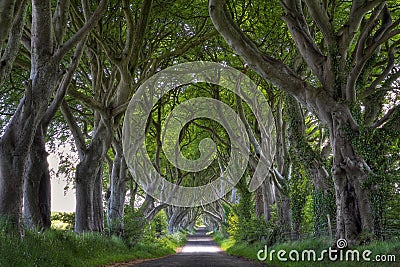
[[0, 229, 186, 267], [213, 232, 400, 267]]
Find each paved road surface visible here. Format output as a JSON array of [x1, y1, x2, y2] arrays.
[[131, 226, 268, 267]]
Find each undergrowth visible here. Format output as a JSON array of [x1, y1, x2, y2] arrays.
[[0, 229, 186, 267], [213, 231, 400, 267]]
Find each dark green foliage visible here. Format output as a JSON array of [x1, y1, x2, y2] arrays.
[[312, 189, 336, 237], [385, 192, 400, 233], [218, 201, 234, 239], [152, 210, 168, 238], [232, 178, 254, 242], [0, 216, 17, 235], [288, 160, 310, 235], [122, 206, 147, 247], [226, 178, 279, 245], [122, 206, 178, 249], [349, 118, 400, 236]]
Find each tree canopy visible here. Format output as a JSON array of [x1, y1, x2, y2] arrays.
[[0, 0, 399, 249]]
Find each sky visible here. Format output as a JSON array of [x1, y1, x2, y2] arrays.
[[48, 146, 76, 213]]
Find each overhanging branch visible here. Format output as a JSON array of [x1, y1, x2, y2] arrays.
[[209, 0, 320, 114]]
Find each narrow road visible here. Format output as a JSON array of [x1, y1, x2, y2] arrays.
[[131, 226, 267, 267]]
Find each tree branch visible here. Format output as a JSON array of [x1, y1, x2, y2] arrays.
[[379, 105, 400, 133], [235, 94, 262, 156], [31, 0, 53, 69], [53, 0, 107, 62], [354, 3, 385, 62], [0, 0, 17, 49], [157, 27, 218, 62], [271, 168, 284, 192], [145, 203, 168, 223], [209, 0, 318, 111], [68, 86, 104, 112], [61, 100, 86, 158], [340, 0, 384, 53], [303, 0, 334, 44], [0, 0, 27, 87], [53, 0, 71, 46], [191, 121, 230, 147], [43, 38, 87, 127], [371, 106, 399, 129], [280, 0, 328, 84], [201, 208, 222, 222], [361, 40, 400, 99], [121, 0, 135, 60], [346, 8, 400, 102], [109, 0, 153, 108], [127, 0, 153, 67]]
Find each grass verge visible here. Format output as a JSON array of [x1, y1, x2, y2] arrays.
[[0, 229, 186, 267], [213, 232, 400, 267]]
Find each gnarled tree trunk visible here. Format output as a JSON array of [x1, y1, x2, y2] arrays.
[[93, 164, 105, 232], [0, 63, 58, 230], [330, 114, 373, 240], [286, 96, 334, 235], [274, 98, 291, 235], [107, 139, 128, 235], [74, 153, 107, 232], [254, 186, 264, 218], [23, 126, 51, 230], [74, 123, 111, 232]]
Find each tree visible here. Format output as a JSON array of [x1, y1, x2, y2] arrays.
[[23, 41, 86, 230], [0, 0, 106, 231], [62, 0, 216, 233], [286, 95, 335, 236], [209, 0, 400, 241]]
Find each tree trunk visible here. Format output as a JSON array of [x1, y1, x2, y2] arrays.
[[23, 38, 86, 231], [167, 207, 180, 233], [0, 63, 57, 231], [75, 150, 106, 232], [93, 165, 104, 232], [167, 207, 189, 233], [23, 125, 51, 230], [0, 131, 29, 230], [261, 179, 274, 222], [286, 96, 334, 235], [274, 187, 291, 234], [310, 163, 334, 236], [274, 98, 291, 234], [73, 119, 112, 232], [107, 146, 128, 235], [254, 186, 264, 218], [74, 162, 105, 232], [75, 166, 95, 232], [330, 115, 373, 241]]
